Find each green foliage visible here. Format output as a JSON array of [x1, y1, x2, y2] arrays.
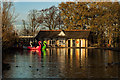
[[59, 2, 90, 30], [89, 2, 120, 47], [59, 2, 120, 47]]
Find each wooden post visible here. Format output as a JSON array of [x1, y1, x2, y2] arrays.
[[70, 39, 72, 47], [66, 40, 68, 47], [51, 40, 52, 46], [56, 39, 59, 46], [85, 39, 86, 48], [47, 40, 49, 46], [86, 39, 88, 47], [81, 39, 83, 47], [82, 39, 85, 47]]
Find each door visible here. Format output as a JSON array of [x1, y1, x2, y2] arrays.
[[73, 40, 75, 47], [68, 40, 70, 47]]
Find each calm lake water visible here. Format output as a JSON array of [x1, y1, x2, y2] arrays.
[[3, 48, 120, 78]]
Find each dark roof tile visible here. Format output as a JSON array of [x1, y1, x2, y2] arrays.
[[35, 30, 90, 40]]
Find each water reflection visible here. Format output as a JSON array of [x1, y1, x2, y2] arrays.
[[3, 48, 119, 78]]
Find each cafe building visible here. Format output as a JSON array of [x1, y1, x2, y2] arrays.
[[35, 30, 90, 47]]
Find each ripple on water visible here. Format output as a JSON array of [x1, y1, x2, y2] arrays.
[[3, 48, 120, 78]]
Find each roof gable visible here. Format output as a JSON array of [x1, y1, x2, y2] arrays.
[[58, 31, 65, 36]]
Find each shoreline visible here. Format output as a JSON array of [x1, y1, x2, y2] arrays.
[[93, 47, 120, 52], [3, 46, 120, 52], [46, 47, 120, 52]]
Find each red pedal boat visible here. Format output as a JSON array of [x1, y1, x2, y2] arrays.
[[27, 41, 41, 50]]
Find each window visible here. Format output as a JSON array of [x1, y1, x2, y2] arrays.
[[52, 40, 56, 45], [59, 39, 65, 45]]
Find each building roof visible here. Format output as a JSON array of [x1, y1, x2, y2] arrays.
[[35, 30, 90, 40], [18, 36, 35, 38]]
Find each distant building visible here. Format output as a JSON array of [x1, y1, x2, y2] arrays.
[[18, 36, 36, 46], [18, 36, 35, 41], [35, 30, 90, 47]]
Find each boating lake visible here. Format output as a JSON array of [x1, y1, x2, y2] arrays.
[[2, 48, 120, 78]]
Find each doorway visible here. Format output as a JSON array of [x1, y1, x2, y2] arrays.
[[68, 40, 70, 47], [73, 40, 75, 47]]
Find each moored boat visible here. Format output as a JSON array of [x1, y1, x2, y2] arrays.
[[27, 41, 41, 50]]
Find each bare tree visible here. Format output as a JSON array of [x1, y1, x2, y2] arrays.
[[27, 9, 40, 36], [2, 2, 18, 49], [21, 19, 29, 36], [38, 6, 63, 30]]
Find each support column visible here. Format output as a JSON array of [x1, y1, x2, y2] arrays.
[[86, 39, 88, 47], [82, 39, 85, 47], [80, 39, 82, 47], [83, 39, 85, 47], [66, 40, 68, 47], [85, 39, 86, 48], [70, 39, 73, 47], [47, 40, 49, 46], [51, 40, 52, 46], [56, 40, 59, 46]]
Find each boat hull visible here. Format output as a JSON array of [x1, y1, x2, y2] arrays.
[[27, 46, 41, 50]]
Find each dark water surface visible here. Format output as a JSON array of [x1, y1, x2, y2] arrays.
[[3, 48, 120, 78]]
